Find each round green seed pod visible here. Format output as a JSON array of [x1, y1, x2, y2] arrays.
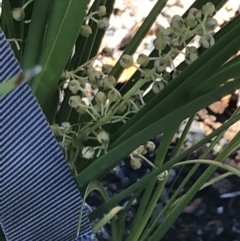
[[97, 5, 107, 17], [12, 8, 25, 21], [80, 25, 92, 37], [97, 130, 110, 144], [102, 64, 113, 75], [82, 146, 95, 159], [185, 15, 198, 28], [171, 15, 185, 30], [98, 17, 110, 30], [205, 17, 218, 31], [152, 81, 165, 94], [155, 26, 165, 38], [157, 170, 169, 181], [199, 34, 215, 48], [68, 95, 81, 108], [88, 71, 103, 84], [144, 141, 156, 152], [162, 71, 172, 82], [61, 122, 71, 133], [189, 8, 202, 21], [101, 47, 113, 57], [120, 55, 134, 69], [137, 54, 150, 67], [130, 156, 142, 170], [202, 2, 215, 16], [103, 75, 116, 89], [107, 90, 119, 102], [68, 80, 81, 94], [153, 36, 167, 51], [95, 91, 107, 104], [50, 124, 62, 136]]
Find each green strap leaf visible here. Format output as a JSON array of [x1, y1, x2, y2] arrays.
[[92, 206, 123, 233], [76, 180, 109, 236], [30, 0, 90, 115]]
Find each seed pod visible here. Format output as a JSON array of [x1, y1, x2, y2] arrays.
[[82, 146, 95, 159], [102, 64, 113, 75], [97, 130, 110, 144], [101, 47, 112, 57], [162, 27, 176, 42], [107, 90, 119, 102], [50, 124, 62, 136], [97, 5, 107, 17], [157, 170, 169, 181], [130, 156, 142, 170], [185, 46, 198, 65], [171, 15, 185, 30], [189, 8, 202, 21], [202, 2, 215, 16], [162, 71, 172, 81], [152, 81, 165, 94], [120, 55, 134, 69], [185, 15, 198, 28], [199, 34, 215, 48], [61, 122, 71, 133], [95, 91, 107, 104], [153, 36, 167, 50], [12, 8, 25, 21], [144, 141, 156, 152], [68, 95, 81, 108], [96, 78, 104, 89], [170, 38, 181, 49], [134, 145, 147, 155], [61, 71, 71, 80], [155, 26, 165, 38], [137, 54, 150, 67], [154, 57, 168, 73], [68, 80, 81, 94], [88, 71, 102, 84], [205, 17, 218, 31], [78, 77, 87, 88], [103, 75, 116, 89], [80, 25, 92, 37], [98, 17, 110, 30]]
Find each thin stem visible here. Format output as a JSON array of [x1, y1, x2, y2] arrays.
[[22, 0, 34, 9]]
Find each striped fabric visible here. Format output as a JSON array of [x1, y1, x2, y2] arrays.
[[0, 30, 95, 241]]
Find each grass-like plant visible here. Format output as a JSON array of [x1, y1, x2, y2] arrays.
[[1, 0, 240, 240]]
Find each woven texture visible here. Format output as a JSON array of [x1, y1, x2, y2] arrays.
[[0, 30, 94, 241]]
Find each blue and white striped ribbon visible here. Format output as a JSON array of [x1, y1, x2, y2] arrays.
[[0, 30, 95, 241]]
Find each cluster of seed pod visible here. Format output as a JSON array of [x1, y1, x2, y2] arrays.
[[80, 5, 110, 37], [129, 141, 169, 181], [114, 3, 218, 97], [51, 3, 218, 171]]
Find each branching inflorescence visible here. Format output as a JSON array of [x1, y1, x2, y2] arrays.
[[46, 2, 218, 175]]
